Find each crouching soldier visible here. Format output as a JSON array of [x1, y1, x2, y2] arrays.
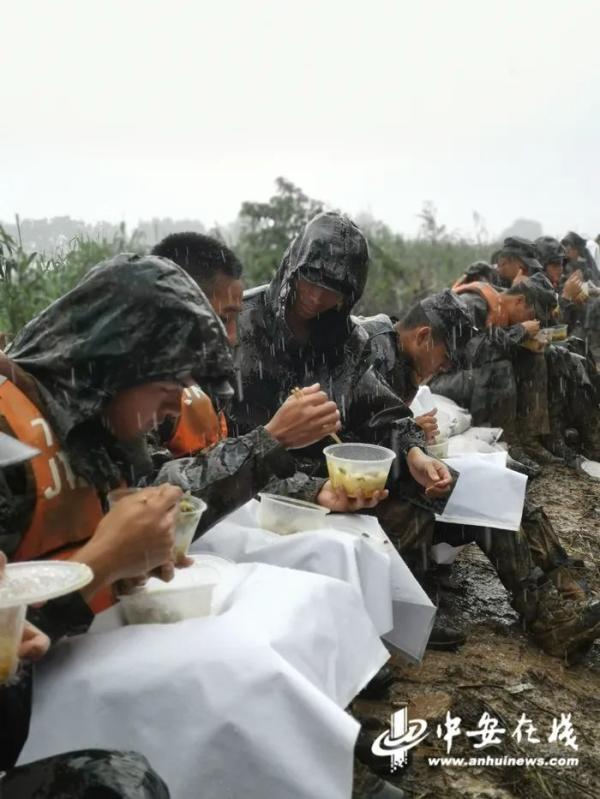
[[356, 291, 600, 664]]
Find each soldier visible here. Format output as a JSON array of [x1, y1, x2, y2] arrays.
[[430, 274, 559, 470], [357, 292, 600, 664], [491, 236, 545, 287]]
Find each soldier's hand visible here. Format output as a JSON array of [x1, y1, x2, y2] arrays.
[[414, 409, 439, 443], [317, 481, 389, 512], [521, 320, 541, 338], [76, 485, 182, 595], [562, 271, 584, 302], [406, 448, 453, 498], [265, 383, 341, 449], [18, 621, 50, 662]]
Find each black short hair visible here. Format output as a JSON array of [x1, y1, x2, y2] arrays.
[[152, 232, 243, 292], [398, 302, 446, 343]]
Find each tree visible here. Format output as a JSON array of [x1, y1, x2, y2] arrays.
[[236, 177, 325, 285]]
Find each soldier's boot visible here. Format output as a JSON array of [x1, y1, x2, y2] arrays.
[[515, 417, 563, 464], [353, 758, 406, 798], [521, 503, 590, 600], [577, 405, 600, 461], [521, 581, 600, 665]]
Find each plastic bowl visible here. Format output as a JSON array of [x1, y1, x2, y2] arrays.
[[174, 496, 207, 560], [549, 324, 568, 341], [118, 560, 223, 625], [106, 487, 141, 509], [258, 493, 330, 535], [425, 439, 449, 459], [0, 604, 26, 684], [323, 443, 396, 499]]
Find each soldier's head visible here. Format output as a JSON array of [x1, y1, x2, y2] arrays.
[[561, 231, 588, 263], [152, 233, 244, 346], [8, 255, 234, 449], [503, 273, 557, 326], [535, 236, 567, 288], [395, 292, 469, 381], [493, 237, 543, 285]]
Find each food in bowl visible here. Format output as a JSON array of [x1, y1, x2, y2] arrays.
[[173, 495, 207, 560], [324, 443, 396, 499], [258, 494, 329, 535]]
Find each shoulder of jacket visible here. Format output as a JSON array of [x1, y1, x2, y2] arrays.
[[351, 313, 394, 338]]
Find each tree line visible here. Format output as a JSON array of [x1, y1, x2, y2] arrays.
[[1, 178, 494, 338]]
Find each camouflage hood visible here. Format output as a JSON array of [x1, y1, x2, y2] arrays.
[[7, 254, 233, 486], [267, 211, 369, 330]]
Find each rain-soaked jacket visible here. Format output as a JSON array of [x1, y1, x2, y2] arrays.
[[1, 254, 291, 636], [229, 212, 425, 490]]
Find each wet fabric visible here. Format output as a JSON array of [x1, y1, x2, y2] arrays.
[[6, 254, 233, 492], [231, 212, 424, 479], [3, 749, 169, 798], [20, 562, 389, 799], [491, 236, 544, 276]]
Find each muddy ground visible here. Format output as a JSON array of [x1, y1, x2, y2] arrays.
[[355, 465, 600, 798]]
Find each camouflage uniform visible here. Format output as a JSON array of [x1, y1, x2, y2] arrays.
[[358, 298, 600, 662]]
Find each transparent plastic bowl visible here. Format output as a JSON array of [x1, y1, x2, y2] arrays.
[[258, 493, 330, 535], [0, 604, 26, 684], [119, 562, 220, 625], [323, 443, 396, 499], [549, 324, 568, 341], [425, 439, 449, 459], [174, 496, 207, 560], [106, 487, 141, 509]]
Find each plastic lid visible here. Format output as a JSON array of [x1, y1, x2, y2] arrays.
[[0, 561, 93, 609]]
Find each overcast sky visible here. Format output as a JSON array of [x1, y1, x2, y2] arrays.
[[2, 0, 599, 238]]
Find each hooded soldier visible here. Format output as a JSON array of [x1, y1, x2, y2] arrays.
[[0, 254, 239, 627], [357, 292, 600, 662], [231, 212, 453, 503]]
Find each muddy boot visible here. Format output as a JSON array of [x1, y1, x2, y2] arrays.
[[523, 581, 600, 664], [547, 565, 589, 601], [358, 665, 396, 701], [426, 622, 467, 651], [515, 414, 562, 464], [506, 449, 541, 478], [353, 758, 405, 798], [578, 407, 600, 461]]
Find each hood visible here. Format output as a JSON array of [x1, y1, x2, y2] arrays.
[[267, 212, 369, 325], [7, 254, 233, 482]]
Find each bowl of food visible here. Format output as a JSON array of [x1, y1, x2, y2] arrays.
[[258, 493, 330, 535], [118, 555, 231, 625], [549, 324, 568, 342], [174, 495, 207, 561], [323, 443, 396, 499], [425, 438, 449, 459]]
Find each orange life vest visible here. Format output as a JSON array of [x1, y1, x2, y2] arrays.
[[168, 385, 228, 457], [452, 281, 510, 328], [0, 377, 113, 612]]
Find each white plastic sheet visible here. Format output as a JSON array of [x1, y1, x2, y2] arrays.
[[20, 563, 389, 799], [410, 387, 472, 436], [435, 452, 527, 531], [195, 502, 435, 663]]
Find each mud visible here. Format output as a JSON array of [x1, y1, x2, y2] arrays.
[[355, 465, 600, 798]]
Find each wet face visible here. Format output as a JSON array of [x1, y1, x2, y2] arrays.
[[103, 379, 191, 441], [290, 278, 344, 321], [496, 256, 523, 283], [545, 262, 563, 287], [409, 327, 451, 381], [505, 295, 535, 325], [206, 273, 243, 346]]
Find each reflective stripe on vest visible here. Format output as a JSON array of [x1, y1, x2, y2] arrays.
[[0, 378, 112, 613], [168, 385, 228, 457], [452, 281, 510, 327]]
